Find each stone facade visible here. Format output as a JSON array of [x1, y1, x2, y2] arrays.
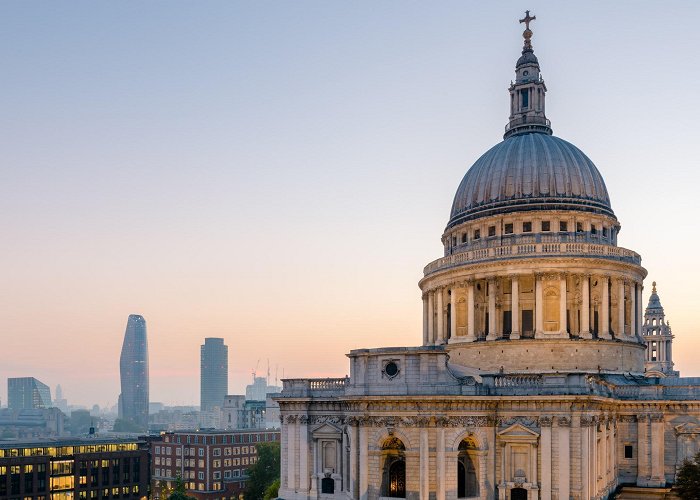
[[275, 13, 700, 500]]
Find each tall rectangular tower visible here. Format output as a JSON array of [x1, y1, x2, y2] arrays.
[[118, 314, 149, 430], [200, 338, 228, 412]]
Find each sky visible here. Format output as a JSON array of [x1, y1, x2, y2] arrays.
[[1, 1, 700, 408]]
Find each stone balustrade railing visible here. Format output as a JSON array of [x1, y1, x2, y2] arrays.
[[425, 241, 641, 275], [279, 377, 348, 398]]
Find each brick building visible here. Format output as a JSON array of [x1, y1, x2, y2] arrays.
[[0, 438, 149, 499], [151, 429, 280, 500]]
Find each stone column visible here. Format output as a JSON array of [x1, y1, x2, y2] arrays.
[[535, 274, 544, 338], [359, 424, 368, 500], [420, 428, 429, 500], [560, 274, 569, 338], [437, 288, 445, 344], [511, 275, 520, 339], [287, 417, 296, 491], [581, 418, 591, 500], [637, 415, 649, 487], [299, 416, 309, 493], [618, 279, 626, 338], [350, 422, 359, 499], [630, 283, 637, 340], [540, 417, 552, 500], [437, 427, 446, 500], [581, 275, 592, 339], [651, 415, 666, 486], [428, 291, 435, 345], [299, 417, 309, 494], [591, 420, 598, 497], [601, 419, 608, 489], [636, 284, 644, 338], [558, 418, 570, 500], [487, 279, 497, 341], [422, 294, 429, 345], [601, 276, 611, 339], [450, 288, 457, 342], [467, 280, 476, 341]]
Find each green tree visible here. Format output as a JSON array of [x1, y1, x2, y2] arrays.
[[167, 475, 196, 500], [245, 441, 281, 500], [263, 478, 280, 500], [676, 451, 700, 500]]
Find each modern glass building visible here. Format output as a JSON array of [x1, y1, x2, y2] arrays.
[[200, 338, 228, 412], [7, 378, 52, 410], [118, 315, 149, 430]]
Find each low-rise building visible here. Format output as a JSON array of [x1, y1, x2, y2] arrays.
[[150, 429, 280, 500], [0, 437, 149, 499]]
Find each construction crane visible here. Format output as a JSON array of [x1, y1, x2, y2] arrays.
[[252, 359, 260, 383]]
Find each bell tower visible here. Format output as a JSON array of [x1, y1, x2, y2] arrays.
[[504, 11, 553, 139], [642, 282, 679, 377]]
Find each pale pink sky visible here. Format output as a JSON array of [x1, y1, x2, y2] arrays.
[[2, 2, 700, 407]]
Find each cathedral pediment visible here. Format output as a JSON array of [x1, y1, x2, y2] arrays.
[[675, 422, 700, 435], [312, 422, 342, 438], [497, 423, 540, 440]]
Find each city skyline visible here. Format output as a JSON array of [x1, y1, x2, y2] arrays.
[[2, 2, 700, 407]]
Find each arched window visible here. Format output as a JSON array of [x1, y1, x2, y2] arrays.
[[457, 438, 479, 498], [381, 437, 406, 498]]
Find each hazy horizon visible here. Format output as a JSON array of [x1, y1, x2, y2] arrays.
[[2, 1, 700, 407]]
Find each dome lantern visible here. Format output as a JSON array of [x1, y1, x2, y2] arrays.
[[504, 11, 553, 139]]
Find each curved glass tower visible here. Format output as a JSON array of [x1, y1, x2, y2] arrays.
[[118, 314, 149, 429]]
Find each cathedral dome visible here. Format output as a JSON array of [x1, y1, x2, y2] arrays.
[[447, 133, 615, 228]]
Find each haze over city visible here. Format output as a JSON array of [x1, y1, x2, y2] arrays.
[[2, 1, 700, 408]]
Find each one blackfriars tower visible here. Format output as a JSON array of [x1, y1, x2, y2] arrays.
[[118, 314, 149, 429], [200, 338, 228, 412]]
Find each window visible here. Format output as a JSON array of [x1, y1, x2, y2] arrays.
[[488, 226, 496, 237], [461, 233, 467, 243], [541, 221, 550, 231], [198, 472, 204, 480], [560, 221, 568, 232], [603, 227, 608, 237], [176, 448, 181, 456], [576, 222, 583, 233], [213, 472, 221, 480], [198, 448, 204, 457], [521, 88, 529, 109], [213, 449, 221, 457], [452, 236, 456, 246], [591, 225, 597, 235], [504, 223, 513, 234], [624, 445, 634, 459], [522, 222, 532, 233], [224, 470, 231, 479], [155, 446, 161, 454], [213, 460, 221, 468], [473, 229, 480, 240]]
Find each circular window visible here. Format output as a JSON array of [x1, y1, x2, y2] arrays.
[[384, 361, 399, 379], [523, 70, 529, 76]]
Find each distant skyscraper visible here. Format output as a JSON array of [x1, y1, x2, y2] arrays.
[[8, 377, 52, 410], [200, 338, 228, 412], [118, 314, 149, 429]]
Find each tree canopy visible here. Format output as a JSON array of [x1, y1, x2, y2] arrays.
[[676, 451, 700, 500], [245, 441, 281, 500]]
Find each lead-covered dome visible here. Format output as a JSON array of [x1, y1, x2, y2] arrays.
[[448, 133, 614, 228]]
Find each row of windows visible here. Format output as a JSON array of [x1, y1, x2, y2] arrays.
[[161, 432, 277, 445], [455, 220, 612, 243], [0, 444, 139, 458], [157, 445, 257, 457]]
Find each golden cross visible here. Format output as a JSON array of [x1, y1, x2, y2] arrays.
[[519, 10, 536, 30]]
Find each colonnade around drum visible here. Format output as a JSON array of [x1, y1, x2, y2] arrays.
[[422, 272, 643, 345]]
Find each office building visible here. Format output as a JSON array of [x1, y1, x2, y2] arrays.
[[151, 429, 280, 500], [200, 338, 228, 412], [7, 378, 52, 411], [118, 315, 149, 430]]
